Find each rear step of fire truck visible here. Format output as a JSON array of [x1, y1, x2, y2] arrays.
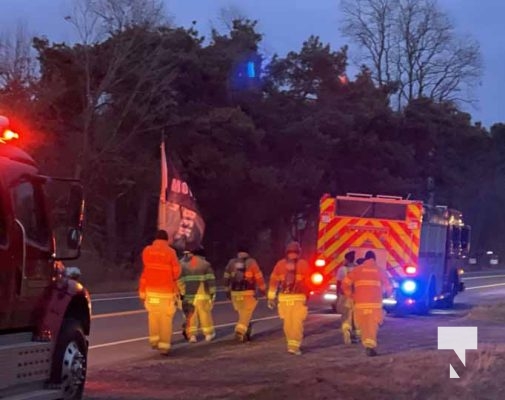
[[0, 332, 62, 400]]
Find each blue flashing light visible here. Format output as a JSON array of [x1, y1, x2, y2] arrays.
[[401, 279, 417, 295], [247, 61, 256, 78]]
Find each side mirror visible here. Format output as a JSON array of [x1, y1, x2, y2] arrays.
[[67, 227, 82, 250]]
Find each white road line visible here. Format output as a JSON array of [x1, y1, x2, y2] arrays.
[[92, 310, 145, 319], [91, 288, 227, 302], [91, 299, 243, 320], [89, 315, 280, 349], [463, 274, 505, 281], [465, 283, 505, 290], [92, 296, 139, 302]]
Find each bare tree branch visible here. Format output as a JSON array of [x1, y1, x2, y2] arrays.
[[339, 0, 482, 107], [0, 21, 38, 88]]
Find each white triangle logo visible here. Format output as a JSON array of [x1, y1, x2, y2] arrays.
[[450, 364, 459, 379]]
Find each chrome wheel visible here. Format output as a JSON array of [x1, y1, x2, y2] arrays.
[[61, 341, 86, 399]]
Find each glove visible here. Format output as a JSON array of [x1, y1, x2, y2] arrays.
[[175, 295, 183, 310], [225, 291, 231, 300], [267, 299, 276, 310]]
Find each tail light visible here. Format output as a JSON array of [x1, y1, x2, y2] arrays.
[[315, 258, 326, 267], [311, 272, 324, 285], [405, 266, 417, 275]]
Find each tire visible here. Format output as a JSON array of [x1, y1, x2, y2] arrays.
[[440, 275, 458, 309], [417, 280, 435, 315], [50, 318, 88, 400]]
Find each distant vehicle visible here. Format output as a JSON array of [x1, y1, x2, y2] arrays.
[[0, 117, 89, 400], [310, 193, 469, 315]]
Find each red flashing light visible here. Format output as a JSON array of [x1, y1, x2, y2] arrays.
[[315, 258, 326, 267], [311, 272, 324, 286], [405, 266, 417, 275], [2, 129, 19, 141]]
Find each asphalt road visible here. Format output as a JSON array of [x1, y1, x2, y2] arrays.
[[86, 270, 505, 369]]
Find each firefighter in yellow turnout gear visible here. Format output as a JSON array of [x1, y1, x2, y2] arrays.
[[268, 241, 310, 355], [336, 251, 360, 344], [178, 247, 217, 342], [224, 245, 267, 342], [138, 230, 181, 355], [342, 250, 393, 356]]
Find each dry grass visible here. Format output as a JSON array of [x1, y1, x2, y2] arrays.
[[84, 316, 505, 400], [467, 303, 505, 323]]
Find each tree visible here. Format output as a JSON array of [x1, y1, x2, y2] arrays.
[[0, 22, 37, 89], [340, 0, 482, 107]]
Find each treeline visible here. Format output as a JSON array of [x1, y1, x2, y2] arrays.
[[0, 2, 503, 278]]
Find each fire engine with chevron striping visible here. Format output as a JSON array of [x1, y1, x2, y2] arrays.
[[310, 193, 469, 315]]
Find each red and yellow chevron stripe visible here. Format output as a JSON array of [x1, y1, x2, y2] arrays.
[[317, 197, 423, 279]]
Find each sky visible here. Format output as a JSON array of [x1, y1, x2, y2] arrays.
[[1, 0, 503, 128]]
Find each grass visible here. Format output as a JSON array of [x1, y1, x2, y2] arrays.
[[467, 303, 505, 323]]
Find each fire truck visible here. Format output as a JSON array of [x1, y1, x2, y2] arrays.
[[0, 116, 90, 399], [311, 193, 469, 314]]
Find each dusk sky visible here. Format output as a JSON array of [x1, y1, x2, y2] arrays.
[[1, 0, 503, 128]]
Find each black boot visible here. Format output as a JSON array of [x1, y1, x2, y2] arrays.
[[182, 323, 188, 341], [246, 323, 253, 341], [366, 347, 377, 357]]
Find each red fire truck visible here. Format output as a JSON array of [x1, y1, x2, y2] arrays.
[[0, 116, 90, 399], [310, 193, 469, 314]]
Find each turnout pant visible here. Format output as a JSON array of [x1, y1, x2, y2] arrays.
[[145, 292, 176, 352], [338, 296, 359, 342], [277, 294, 308, 352], [184, 298, 215, 337], [231, 290, 258, 336], [353, 307, 384, 349]]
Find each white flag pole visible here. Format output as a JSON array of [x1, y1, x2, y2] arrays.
[[158, 136, 168, 231]]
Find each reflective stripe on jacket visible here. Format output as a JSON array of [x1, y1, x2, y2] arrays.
[[224, 255, 266, 292], [342, 259, 393, 309], [178, 255, 216, 302], [268, 258, 310, 300]]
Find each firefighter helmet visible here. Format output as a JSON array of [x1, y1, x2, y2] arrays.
[[285, 241, 301, 255]]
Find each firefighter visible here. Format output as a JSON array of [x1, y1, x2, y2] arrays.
[[178, 247, 217, 343], [342, 250, 393, 356], [139, 230, 181, 355], [224, 244, 267, 342], [268, 241, 310, 355], [336, 251, 358, 345]]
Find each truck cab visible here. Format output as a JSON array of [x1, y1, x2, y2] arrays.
[[0, 118, 90, 400]]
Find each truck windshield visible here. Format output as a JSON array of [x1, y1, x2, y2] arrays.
[[336, 199, 407, 221]]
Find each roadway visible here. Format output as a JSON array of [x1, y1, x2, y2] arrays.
[[86, 269, 505, 370]]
